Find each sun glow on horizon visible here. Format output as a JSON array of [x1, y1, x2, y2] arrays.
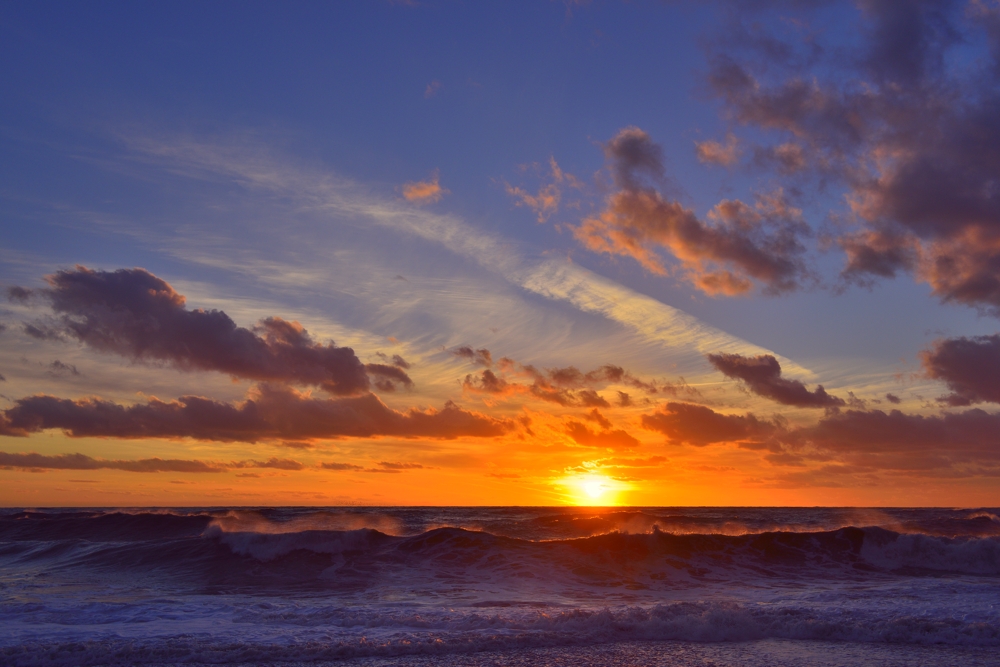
[[555, 473, 633, 506]]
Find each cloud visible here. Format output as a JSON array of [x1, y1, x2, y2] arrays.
[[374, 352, 411, 369], [229, 457, 304, 471], [703, 2, 1000, 313], [377, 461, 424, 470], [640, 399, 1000, 476], [21, 266, 410, 393], [582, 408, 611, 429], [573, 127, 812, 295], [6, 286, 31, 303], [452, 346, 493, 367], [364, 363, 414, 392], [707, 352, 844, 407], [319, 460, 424, 473], [564, 420, 639, 450], [320, 461, 364, 471], [695, 133, 741, 167], [921, 333, 1000, 406], [0, 383, 514, 442], [116, 132, 794, 376], [641, 401, 781, 447], [0, 452, 222, 473], [424, 80, 442, 98], [786, 407, 1000, 472], [47, 360, 80, 378], [505, 157, 580, 223], [401, 170, 448, 203], [0, 452, 305, 473], [461, 356, 663, 408]]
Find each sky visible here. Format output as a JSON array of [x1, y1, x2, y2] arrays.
[[2, 0, 1000, 507]]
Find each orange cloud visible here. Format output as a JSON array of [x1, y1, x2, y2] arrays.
[[505, 157, 581, 222], [573, 128, 812, 296], [695, 133, 740, 167], [402, 170, 448, 203]]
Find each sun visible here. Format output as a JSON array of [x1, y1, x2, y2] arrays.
[[555, 473, 632, 506]]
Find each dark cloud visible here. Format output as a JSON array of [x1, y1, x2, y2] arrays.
[[575, 389, 610, 408], [463, 369, 515, 395], [604, 125, 667, 191], [391, 354, 411, 369], [378, 461, 424, 470], [23, 323, 60, 340], [461, 357, 663, 408], [47, 360, 80, 378], [20, 266, 410, 393], [885, 393, 901, 404], [318, 461, 424, 473], [0, 452, 305, 473], [6, 286, 31, 303], [786, 407, 1000, 472], [641, 401, 781, 446], [0, 384, 513, 442], [229, 457, 304, 471], [582, 408, 612, 429], [364, 363, 414, 392], [564, 421, 639, 451], [641, 398, 1000, 476], [575, 128, 812, 295], [452, 346, 493, 367], [707, 352, 844, 407], [0, 451, 225, 473], [921, 334, 1000, 406], [320, 462, 363, 471], [704, 2, 1000, 313]]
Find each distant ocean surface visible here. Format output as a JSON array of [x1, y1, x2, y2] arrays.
[[2, 507, 999, 667]]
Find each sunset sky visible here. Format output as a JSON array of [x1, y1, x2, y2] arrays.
[[3, 1, 1000, 507]]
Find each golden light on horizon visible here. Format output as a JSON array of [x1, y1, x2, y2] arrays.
[[555, 473, 633, 506]]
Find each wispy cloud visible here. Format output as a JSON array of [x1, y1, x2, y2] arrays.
[[109, 131, 801, 377]]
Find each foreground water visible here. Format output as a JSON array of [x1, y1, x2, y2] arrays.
[[1, 507, 998, 666]]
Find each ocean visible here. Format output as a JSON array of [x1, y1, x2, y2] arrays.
[[1, 507, 998, 666]]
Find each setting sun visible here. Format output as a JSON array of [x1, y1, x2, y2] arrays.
[[556, 474, 632, 506]]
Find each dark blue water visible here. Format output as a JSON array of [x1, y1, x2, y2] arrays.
[[1, 507, 999, 666]]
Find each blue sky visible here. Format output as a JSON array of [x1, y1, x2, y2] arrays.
[[2, 1, 1000, 506]]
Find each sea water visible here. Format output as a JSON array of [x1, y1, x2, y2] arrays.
[[1, 507, 998, 666]]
